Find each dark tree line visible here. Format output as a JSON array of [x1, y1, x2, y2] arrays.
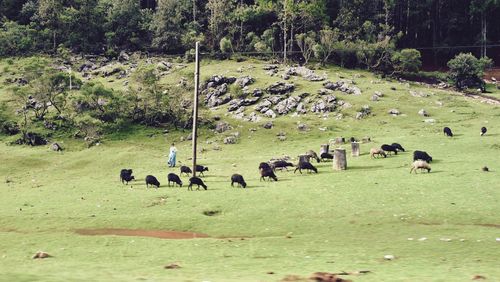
[[1, 0, 499, 66]]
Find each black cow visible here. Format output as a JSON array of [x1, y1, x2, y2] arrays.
[[391, 143, 405, 152], [120, 169, 134, 184], [320, 152, 334, 161], [481, 127, 487, 136], [294, 162, 318, 174], [180, 166, 192, 176], [167, 173, 182, 187], [413, 150, 433, 163], [260, 168, 278, 181], [231, 174, 247, 188], [195, 165, 209, 177], [271, 161, 294, 171], [443, 127, 453, 137], [188, 177, 207, 190], [145, 175, 160, 189], [381, 144, 398, 155]]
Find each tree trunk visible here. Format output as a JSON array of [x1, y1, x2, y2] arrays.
[[333, 149, 347, 170]]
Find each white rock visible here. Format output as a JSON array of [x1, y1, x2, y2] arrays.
[[384, 255, 395, 260]]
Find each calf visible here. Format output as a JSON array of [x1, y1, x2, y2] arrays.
[[370, 148, 387, 158], [180, 165, 192, 176], [294, 161, 318, 174], [260, 168, 278, 181], [320, 152, 334, 161], [410, 160, 431, 173], [231, 174, 247, 188], [413, 150, 433, 163], [443, 126, 453, 137], [195, 165, 209, 177], [188, 177, 207, 190], [167, 173, 182, 187], [391, 143, 405, 152], [381, 144, 398, 155], [120, 169, 134, 184], [271, 160, 294, 171], [145, 175, 160, 189]]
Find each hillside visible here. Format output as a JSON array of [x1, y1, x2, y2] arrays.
[[1, 56, 500, 281]]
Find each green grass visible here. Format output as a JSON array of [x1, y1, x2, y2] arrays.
[[1, 58, 500, 281]]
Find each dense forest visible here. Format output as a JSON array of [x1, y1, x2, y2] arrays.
[[1, 0, 500, 67]]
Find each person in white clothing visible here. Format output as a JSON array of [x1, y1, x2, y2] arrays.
[[168, 143, 177, 167]]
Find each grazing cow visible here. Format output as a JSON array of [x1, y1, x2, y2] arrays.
[[231, 174, 247, 188], [443, 127, 453, 137], [195, 165, 209, 177], [167, 173, 182, 187], [320, 152, 334, 161], [120, 169, 134, 184], [381, 144, 398, 155], [271, 161, 294, 171], [410, 160, 431, 173], [370, 148, 387, 158], [260, 168, 278, 181], [391, 143, 405, 152], [413, 150, 433, 163], [145, 175, 160, 189], [188, 177, 207, 190], [481, 127, 487, 136], [180, 165, 192, 176], [294, 162, 318, 174]]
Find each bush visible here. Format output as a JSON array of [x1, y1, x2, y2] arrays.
[[447, 53, 493, 92], [219, 37, 233, 54], [392, 49, 422, 73]]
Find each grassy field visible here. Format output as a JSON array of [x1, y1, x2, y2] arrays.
[[1, 57, 500, 281]]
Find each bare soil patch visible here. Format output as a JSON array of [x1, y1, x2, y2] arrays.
[[75, 228, 210, 239]]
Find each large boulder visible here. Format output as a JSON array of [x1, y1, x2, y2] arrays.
[[235, 76, 254, 88], [228, 99, 243, 112], [285, 66, 326, 81], [204, 75, 236, 89], [323, 80, 361, 95], [254, 100, 272, 112], [274, 96, 301, 115], [215, 122, 231, 133], [264, 109, 277, 118], [266, 82, 295, 95]]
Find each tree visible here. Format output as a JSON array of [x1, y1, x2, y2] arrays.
[[219, 37, 233, 53], [295, 31, 316, 64], [470, 0, 500, 57], [104, 0, 148, 50], [206, 0, 234, 49], [447, 53, 492, 91], [151, 0, 191, 52], [38, 0, 63, 51], [313, 27, 339, 64], [391, 48, 422, 73]]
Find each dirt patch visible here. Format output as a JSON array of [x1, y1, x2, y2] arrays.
[[75, 228, 210, 239]]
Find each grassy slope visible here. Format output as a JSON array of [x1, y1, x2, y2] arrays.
[[0, 57, 500, 281]]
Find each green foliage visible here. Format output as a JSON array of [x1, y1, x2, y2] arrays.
[[447, 53, 493, 91], [0, 21, 48, 56], [392, 48, 422, 73], [295, 31, 316, 64], [219, 37, 233, 54]]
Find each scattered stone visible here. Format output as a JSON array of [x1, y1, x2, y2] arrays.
[[409, 90, 428, 98], [32, 251, 51, 259], [186, 133, 193, 141], [370, 95, 380, 101], [118, 51, 130, 62], [418, 109, 429, 117], [318, 88, 334, 95], [235, 75, 254, 88], [241, 97, 260, 106], [223, 136, 237, 144], [384, 255, 395, 260], [297, 123, 308, 131], [482, 166, 489, 172], [472, 275, 487, 280], [285, 66, 326, 81], [390, 86, 397, 91], [227, 99, 243, 112], [264, 109, 276, 118], [252, 88, 263, 97], [157, 61, 172, 71], [388, 109, 401, 116], [262, 122, 273, 129], [245, 112, 261, 123], [277, 135, 287, 142], [296, 103, 307, 114], [266, 81, 295, 95], [274, 96, 301, 115], [423, 119, 436, 123], [309, 272, 351, 282], [323, 80, 361, 95], [215, 122, 231, 133], [254, 100, 272, 112], [263, 64, 278, 70]]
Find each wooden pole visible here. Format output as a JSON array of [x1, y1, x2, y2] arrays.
[[333, 148, 347, 170], [192, 42, 200, 177], [283, 0, 287, 64], [351, 142, 360, 157]]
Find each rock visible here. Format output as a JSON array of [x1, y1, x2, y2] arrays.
[[355, 112, 365, 120], [281, 74, 290, 80], [409, 90, 428, 98], [103, 65, 122, 77], [263, 64, 278, 70], [266, 81, 295, 95], [50, 143, 63, 152], [227, 99, 243, 112], [245, 112, 261, 122], [164, 263, 181, 269], [335, 113, 344, 120], [423, 119, 435, 123], [418, 109, 429, 117], [267, 95, 284, 105], [264, 109, 276, 118], [236, 76, 254, 88], [186, 133, 193, 141], [32, 251, 51, 259], [388, 109, 400, 115], [384, 255, 395, 260], [118, 51, 130, 62], [390, 86, 397, 91], [318, 88, 333, 95], [241, 97, 260, 106], [374, 91, 384, 97], [274, 96, 301, 115], [254, 100, 272, 112], [204, 75, 236, 89], [297, 123, 308, 131], [262, 121, 273, 129], [296, 103, 307, 114], [323, 79, 361, 95], [223, 136, 237, 144], [215, 122, 231, 133], [157, 61, 172, 71], [285, 66, 326, 81], [277, 135, 286, 141], [371, 95, 379, 101], [252, 88, 264, 97]]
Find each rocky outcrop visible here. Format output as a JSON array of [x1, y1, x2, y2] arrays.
[[235, 76, 254, 88], [285, 66, 326, 81], [323, 80, 362, 95], [274, 96, 301, 115], [266, 81, 295, 95]]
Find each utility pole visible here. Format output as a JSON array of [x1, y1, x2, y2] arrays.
[[192, 42, 200, 178]]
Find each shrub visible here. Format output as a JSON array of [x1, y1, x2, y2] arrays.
[[392, 49, 422, 73], [219, 37, 233, 54], [447, 53, 492, 92]]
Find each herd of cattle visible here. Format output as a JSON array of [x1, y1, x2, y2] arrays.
[[119, 126, 489, 190]]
